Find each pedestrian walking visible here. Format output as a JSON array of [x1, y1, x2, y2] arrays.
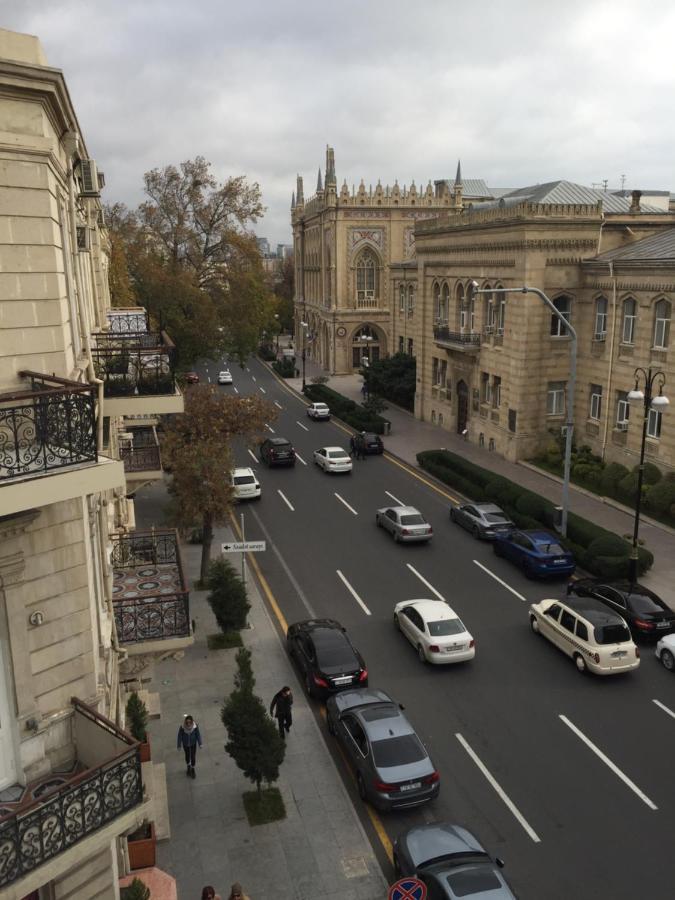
[[349, 435, 356, 458], [201, 887, 222, 900], [177, 714, 202, 778], [227, 884, 250, 900], [357, 432, 366, 460], [270, 686, 293, 739]]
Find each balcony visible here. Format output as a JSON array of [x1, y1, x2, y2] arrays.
[[0, 372, 125, 517], [111, 530, 193, 655], [107, 307, 149, 334], [433, 326, 481, 354], [92, 332, 184, 417], [119, 427, 163, 486], [0, 698, 146, 893]]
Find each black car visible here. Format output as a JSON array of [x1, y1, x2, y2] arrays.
[[567, 579, 675, 639], [355, 431, 383, 455], [259, 437, 296, 467], [287, 619, 368, 699]]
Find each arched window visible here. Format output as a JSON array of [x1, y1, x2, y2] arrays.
[[484, 285, 494, 332], [407, 284, 415, 317], [433, 282, 441, 320], [356, 248, 378, 301], [551, 295, 572, 337], [400, 283, 406, 313], [594, 296, 608, 340], [653, 298, 671, 349], [468, 283, 476, 332], [495, 284, 506, 334], [622, 298, 636, 344], [441, 283, 449, 322], [456, 282, 465, 330]]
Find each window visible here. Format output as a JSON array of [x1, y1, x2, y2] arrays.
[[356, 248, 378, 299], [485, 289, 495, 332], [398, 336, 404, 353], [653, 298, 671, 349], [622, 298, 636, 344], [432, 357, 439, 385], [589, 384, 602, 420], [399, 284, 406, 313], [492, 376, 502, 408], [547, 381, 566, 415], [497, 294, 506, 334], [481, 371, 490, 403], [576, 621, 589, 641], [439, 359, 447, 387], [559, 610, 576, 634], [455, 282, 464, 330], [616, 391, 630, 429], [545, 604, 562, 621], [407, 338, 414, 356], [647, 408, 662, 439], [440, 283, 449, 322], [594, 297, 608, 339], [407, 284, 415, 317], [551, 295, 572, 337], [433, 282, 440, 320]]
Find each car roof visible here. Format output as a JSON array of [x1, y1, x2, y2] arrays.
[[322, 446, 348, 453], [313, 401, 328, 406], [472, 503, 506, 514], [578, 579, 662, 600], [268, 437, 291, 445], [290, 618, 344, 634], [357, 705, 413, 741], [408, 599, 460, 621], [362, 431, 379, 438], [400, 822, 486, 866], [232, 467, 255, 477], [525, 530, 559, 543], [384, 505, 420, 515], [331, 687, 394, 714], [559, 595, 629, 626]]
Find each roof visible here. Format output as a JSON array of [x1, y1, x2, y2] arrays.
[[593, 227, 675, 262], [563, 595, 627, 626], [410, 599, 458, 620], [435, 177, 493, 199], [472, 180, 667, 214]]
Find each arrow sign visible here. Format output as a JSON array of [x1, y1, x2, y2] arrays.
[[221, 541, 266, 553], [389, 878, 427, 900]]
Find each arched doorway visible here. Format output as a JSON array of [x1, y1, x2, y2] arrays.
[[352, 325, 381, 369], [457, 380, 469, 433]]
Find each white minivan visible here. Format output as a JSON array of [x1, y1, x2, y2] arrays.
[[230, 467, 261, 500]]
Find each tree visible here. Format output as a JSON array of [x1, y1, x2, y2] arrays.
[[121, 878, 151, 900], [272, 254, 295, 331], [162, 386, 276, 582], [125, 692, 149, 742], [220, 259, 275, 367], [206, 558, 250, 632], [105, 203, 137, 307]]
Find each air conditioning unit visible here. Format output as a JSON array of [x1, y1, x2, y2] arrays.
[[484, 325, 495, 334], [496, 327, 505, 336], [616, 422, 629, 432], [79, 158, 101, 196]]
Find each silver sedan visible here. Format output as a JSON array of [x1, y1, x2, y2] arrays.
[[376, 506, 433, 543], [450, 502, 514, 539]]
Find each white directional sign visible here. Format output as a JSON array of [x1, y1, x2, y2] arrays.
[[221, 541, 266, 553]]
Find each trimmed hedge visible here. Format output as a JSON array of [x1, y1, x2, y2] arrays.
[[304, 384, 390, 435], [272, 358, 295, 378], [258, 345, 277, 361], [417, 449, 653, 579]]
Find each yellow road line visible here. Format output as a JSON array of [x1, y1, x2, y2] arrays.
[[384, 453, 459, 504], [229, 512, 288, 633]]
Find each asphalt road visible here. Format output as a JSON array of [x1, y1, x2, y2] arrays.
[[201, 358, 675, 900]]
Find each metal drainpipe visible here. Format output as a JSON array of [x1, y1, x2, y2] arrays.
[[600, 261, 618, 460]]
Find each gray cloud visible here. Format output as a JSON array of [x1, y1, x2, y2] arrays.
[[4, 0, 674, 244]]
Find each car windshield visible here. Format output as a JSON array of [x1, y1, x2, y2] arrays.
[[446, 868, 502, 897], [536, 541, 565, 555], [371, 734, 426, 767], [400, 514, 425, 526], [315, 637, 354, 667], [428, 618, 466, 637], [629, 593, 664, 614], [234, 475, 255, 485], [328, 451, 347, 459], [485, 513, 510, 524], [595, 623, 631, 645]]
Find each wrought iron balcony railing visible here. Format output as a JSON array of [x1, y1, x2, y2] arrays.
[[0, 373, 97, 482], [92, 332, 177, 398], [111, 530, 190, 644], [107, 308, 149, 334], [0, 698, 142, 889], [433, 326, 481, 349], [120, 444, 162, 472]]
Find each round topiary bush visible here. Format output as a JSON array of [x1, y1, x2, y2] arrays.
[[586, 533, 630, 558], [515, 492, 550, 523], [600, 462, 629, 498], [640, 462, 663, 486], [616, 471, 639, 506], [644, 479, 675, 518]]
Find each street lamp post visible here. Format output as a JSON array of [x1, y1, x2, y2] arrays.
[[627, 367, 669, 584], [470, 283, 577, 538], [300, 320, 309, 392]]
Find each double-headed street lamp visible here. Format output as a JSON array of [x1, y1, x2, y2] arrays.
[[300, 320, 309, 392], [626, 368, 669, 584]]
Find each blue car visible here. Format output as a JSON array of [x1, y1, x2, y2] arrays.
[[493, 529, 575, 578]]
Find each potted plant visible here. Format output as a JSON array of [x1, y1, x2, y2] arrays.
[[121, 876, 151, 900], [125, 691, 151, 762], [127, 821, 156, 870]]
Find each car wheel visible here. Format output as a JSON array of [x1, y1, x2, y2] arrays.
[[375, 514, 382, 527], [357, 773, 367, 802], [574, 653, 587, 674], [493, 542, 503, 557], [305, 672, 314, 697], [394, 613, 400, 630], [417, 644, 427, 664], [327, 714, 336, 736], [472, 525, 480, 539], [530, 615, 540, 634], [450, 509, 456, 522], [393, 853, 401, 877], [393, 531, 400, 543], [661, 649, 675, 672]]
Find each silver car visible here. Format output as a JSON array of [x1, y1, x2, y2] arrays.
[[326, 688, 440, 812], [450, 502, 514, 539], [376, 506, 433, 543]]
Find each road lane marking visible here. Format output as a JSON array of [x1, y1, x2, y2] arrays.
[[274, 401, 283, 409], [334, 493, 358, 516], [252, 375, 257, 382], [472, 560, 527, 602], [652, 698, 675, 721], [277, 490, 295, 511], [259, 386, 266, 394], [230, 512, 288, 632], [336, 570, 371, 615], [247, 449, 258, 463], [295, 452, 307, 466], [207, 376, 211, 383], [558, 715, 657, 810], [385, 490, 404, 506], [265, 424, 275, 433], [456, 733, 541, 843], [406, 564, 445, 603], [246, 367, 250, 372], [296, 420, 309, 431], [383, 454, 459, 504], [234, 386, 239, 394]]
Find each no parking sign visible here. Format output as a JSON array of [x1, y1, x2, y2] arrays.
[[388, 877, 427, 900]]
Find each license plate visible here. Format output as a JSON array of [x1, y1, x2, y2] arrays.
[[445, 644, 464, 652], [611, 650, 627, 658], [657, 622, 671, 629], [553, 559, 565, 565], [399, 781, 421, 792], [333, 676, 352, 685]]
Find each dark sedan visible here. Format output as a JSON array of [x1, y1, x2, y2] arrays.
[[287, 619, 367, 699], [450, 502, 514, 539], [567, 579, 675, 639], [355, 431, 384, 455], [259, 437, 296, 467], [394, 822, 517, 899], [494, 529, 575, 578]]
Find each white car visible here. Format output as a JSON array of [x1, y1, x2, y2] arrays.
[[307, 402, 330, 420], [218, 370, 233, 384], [656, 633, 675, 671], [313, 446, 352, 474], [394, 599, 475, 665], [230, 467, 261, 500]]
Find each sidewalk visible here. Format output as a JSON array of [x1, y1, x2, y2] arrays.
[[288, 356, 675, 603], [135, 482, 387, 900]]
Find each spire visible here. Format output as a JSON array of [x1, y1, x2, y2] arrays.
[[454, 160, 463, 188], [296, 174, 304, 205], [325, 145, 336, 187], [317, 168, 323, 192], [291, 191, 295, 209]]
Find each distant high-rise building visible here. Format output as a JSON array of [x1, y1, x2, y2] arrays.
[[256, 236, 271, 256]]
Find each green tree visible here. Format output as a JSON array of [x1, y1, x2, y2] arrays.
[[220, 259, 275, 367], [125, 692, 149, 742], [272, 254, 295, 331], [121, 878, 151, 900], [104, 202, 136, 307], [206, 558, 250, 633]]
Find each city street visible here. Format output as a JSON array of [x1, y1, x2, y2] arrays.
[[201, 357, 675, 900]]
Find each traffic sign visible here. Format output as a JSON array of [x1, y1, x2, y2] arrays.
[[388, 878, 427, 900], [221, 541, 266, 553]]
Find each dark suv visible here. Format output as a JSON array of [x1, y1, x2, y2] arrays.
[[355, 431, 384, 455], [287, 619, 368, 698], [567, 579, 675, 639], [260, 437, 296, 467]]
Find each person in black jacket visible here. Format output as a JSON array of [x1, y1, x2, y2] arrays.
[[270, 686, 293, 739], [177, 714, 202, 778]]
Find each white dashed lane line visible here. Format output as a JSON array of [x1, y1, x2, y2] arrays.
[[336, 570, 371, 616], [296, 421, 309, 432], [234, 387, 239, 394], [265, 424, 275, 433], [295, 453, 307, 466], [277, 490, 295, 512], [472, 559, 527, 602], [274, 401, 283, 409], [653, 698, 675, 721], [259, 386, 266, 394], [406, 563, 445, 603], [247, 449, 258, 464], [334, 493, 358, 516], [385, 490, 404, 506]]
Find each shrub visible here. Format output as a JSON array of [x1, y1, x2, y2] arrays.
[[272, 358, 295, 378], [515, 492, 553, 523], [125, 692, 149, 743], [258, 345, 277, 361], [304, 384, 389, 434], [644, 479, 675, 517], [599, 462, 629, 497], [206, 558, 250, 632], [616, 471, 639, 506], [121, 878, 151, 900], [641, 462, 663, 486]]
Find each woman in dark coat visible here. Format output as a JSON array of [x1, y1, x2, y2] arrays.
[[177, 714, 202, 777]]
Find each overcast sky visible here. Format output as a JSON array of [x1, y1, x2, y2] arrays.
[[3, 0, 675, 245]]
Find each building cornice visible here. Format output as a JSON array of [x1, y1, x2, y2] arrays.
[[587, 279, 675, 292], [419, 238, 598, 255]]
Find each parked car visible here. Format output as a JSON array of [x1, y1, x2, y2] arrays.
[[184, 371, 199, 384], [394, 599, 475, 665], [230, 467, 261, 500], [376, 506, 433, 544], [450, 502, 514, 539], [656, 634, 675, 671], [259, 437, 296, 467], [494, 529, 575, 578], [325, 687, 440, 811], [218, 370, 233, 384], [529, 595, 640, 675], [355, 431, 384, 455], [307, 402, 330, 420], [393, 822, 517, 899], [567, 579, 675, 639], [287, 619, 367, 698], [313, 446, 352, 474]]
